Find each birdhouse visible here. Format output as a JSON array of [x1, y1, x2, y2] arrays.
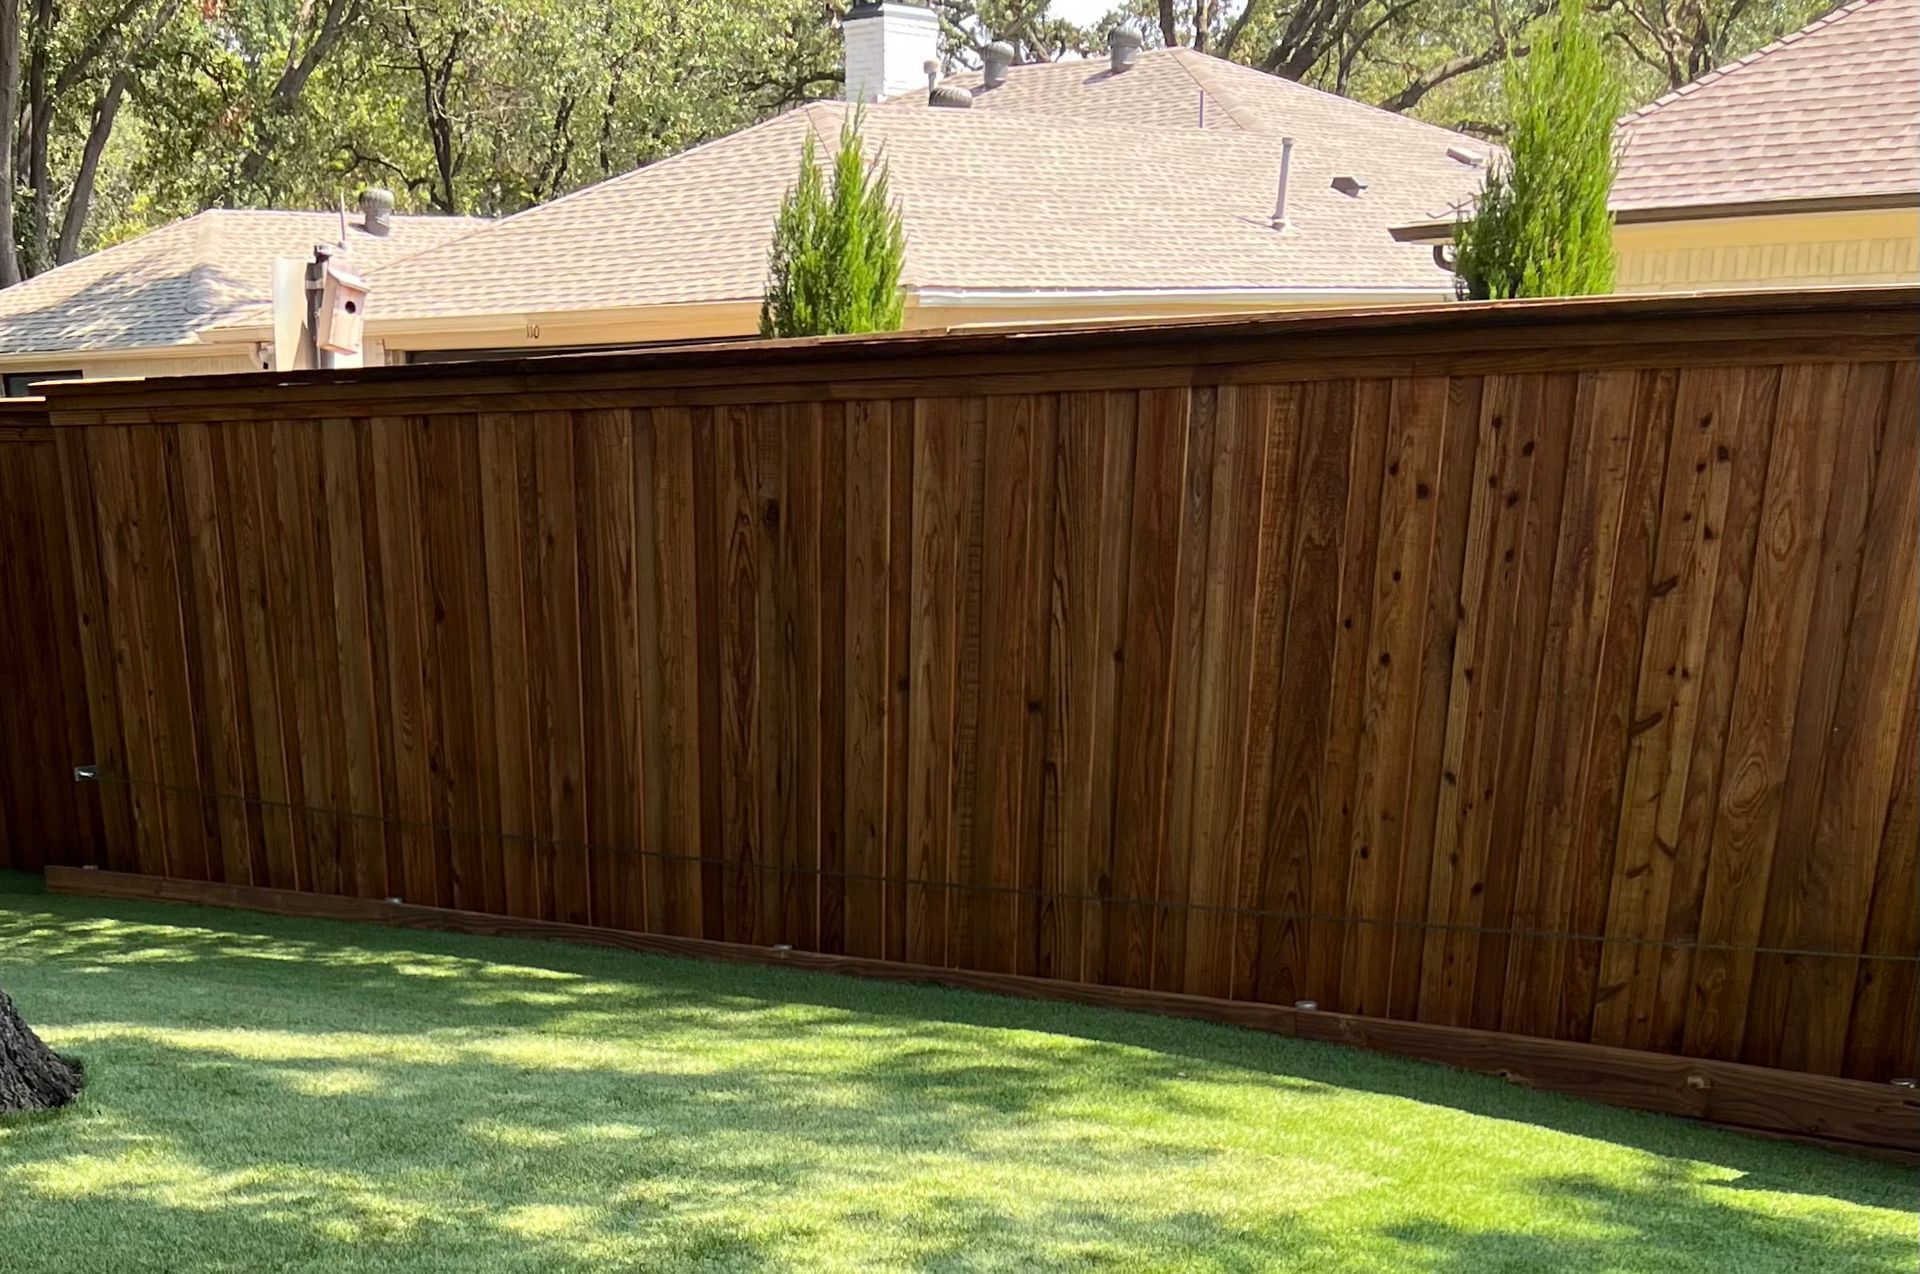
[[315, 257, 369, 355]]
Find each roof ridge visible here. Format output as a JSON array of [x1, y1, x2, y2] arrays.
[[1165, 49, 1261, 131], [1619, 0, 1883, 125], [183, 211, 229, 323], [364, 107, 820, 283]]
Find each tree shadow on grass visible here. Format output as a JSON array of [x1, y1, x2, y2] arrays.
[[1382, 1165, 1914, 1274], [2, 878, 1912, 1270]]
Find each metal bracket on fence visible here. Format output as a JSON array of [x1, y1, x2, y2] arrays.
[[73, 764, 99, 783]]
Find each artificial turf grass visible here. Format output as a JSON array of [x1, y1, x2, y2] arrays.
[[0, 871, 1909, 1273]]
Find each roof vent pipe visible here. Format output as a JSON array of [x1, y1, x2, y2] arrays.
[[1109, 27, 1142, 73], [1271, 137, 1295, 230], [981, 40, 1014, 90], [359, 187, 394, 236]]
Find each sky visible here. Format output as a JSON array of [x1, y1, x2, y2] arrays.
[[1047, 1, 1249, 30], [1049, 0, 1123, 21]]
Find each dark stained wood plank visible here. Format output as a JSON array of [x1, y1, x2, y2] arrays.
[[1684, 363, 1850, 1061], [1469, 373, 1576, 1033], [318, 420, 388, 900], [1240, 380, 1344, 1007], [1644, 368, 1785, 1055], [1759, 362, 1915, 1075], [1341, 376, 1450, 1018], [1500, 370, 1665, 1040], [1075, 390, 1139, 985], [530, 411, 591, 926], [1385, 374, 1482, 1020], [1177, 386, 1269, 1000], [816, 404, 849, 955], [368, 416, 437, 907], [574, 408, 644, 930], [476, 412, 541, 918], [55, 428, 136, 872], [843, 399, 892, 959], [715, 404, 764, 945], [87, 429, 176, 880], [905, 398, 968, 967], [645, 407, 708, 939], [1013, 395, 1059, 979], [966, 395, 1044, 973], [883, 400, 915, 964], [836, 402, 889, 954], [1418, 374, 1524, 1026], [174, 423, 260, 887], [1041, 391, 1135, 984], [1308, 378, 1391, 1009], [1153, 387, 1215, 992], [1105, 388, 1192, 989], [947, 399, 988, 970], [782, 403, 826, 953], [629, 409, 669, 933], [1844, 648, 1920, 1082]]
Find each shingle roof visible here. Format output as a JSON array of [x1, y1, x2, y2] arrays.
[[1612, 0, 1920, 212], [368, 50, 1489, 320], [0, 209, 484, 356]]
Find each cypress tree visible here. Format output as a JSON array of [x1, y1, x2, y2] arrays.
[[1453, 0, 1622, 300], [760, 114, 906, 338]]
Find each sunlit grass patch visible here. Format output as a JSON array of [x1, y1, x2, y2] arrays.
[[0, 872, 1910, 1273]]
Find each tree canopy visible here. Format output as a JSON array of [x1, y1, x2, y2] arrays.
[[1451, 0, 1620, 298], [759, 114, 905, 338], [2, 0, 1835, 285]]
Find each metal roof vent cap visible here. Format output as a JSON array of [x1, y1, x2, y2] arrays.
[[930, 83, 975, 108], [1109, 27, 1142, 73], [1331, 175, 1367, 198], [981, 40, 1015, 89], [358, 187, 394, 236]]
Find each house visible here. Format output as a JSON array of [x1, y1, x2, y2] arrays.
[[0, 202, 483, 392], [1, 3, 1492, 375], [201, 6, 1490, 364], [1394, 0, 1920, 293]]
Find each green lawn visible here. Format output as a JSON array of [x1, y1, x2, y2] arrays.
[[0, 872, 1910, 1272]]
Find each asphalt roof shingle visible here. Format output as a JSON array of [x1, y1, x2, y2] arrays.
[[367, 50, 1491, 320], [1612, 0, 1920, 212], [0, 209, 484, 357]]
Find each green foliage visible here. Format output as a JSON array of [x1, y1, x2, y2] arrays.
[[0, 0, 1845, 276], [1452, 0, 1622, 300], [759, 116, 905, 339]]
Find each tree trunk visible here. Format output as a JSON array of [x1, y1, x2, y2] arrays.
[[0, 989, 82, 1114]]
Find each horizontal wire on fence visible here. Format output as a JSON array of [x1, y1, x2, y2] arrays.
[[78, 769, 1920, 966]]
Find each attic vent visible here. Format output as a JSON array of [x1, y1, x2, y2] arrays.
[[981, 40, 1014, 90], [1331, 175, 1367, 198], [359, 187, 394, 236], [1446, 145, 1485, 167], [930, 83, 975, 109], [1109, 26, 1142, 73]]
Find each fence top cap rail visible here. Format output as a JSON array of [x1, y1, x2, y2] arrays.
[[25, 284, 1920, 416]]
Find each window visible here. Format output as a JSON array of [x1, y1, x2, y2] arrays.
[[3, 369, 82, 398]]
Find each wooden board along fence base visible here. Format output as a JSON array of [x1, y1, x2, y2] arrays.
[[43, 866, 1920, 1160]]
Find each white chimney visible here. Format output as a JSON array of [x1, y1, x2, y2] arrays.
[[843, 2, 941, 103]]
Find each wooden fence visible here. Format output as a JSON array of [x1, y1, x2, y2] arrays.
[[0, 399, 98, 871], [4, 290, 1916, 1087]]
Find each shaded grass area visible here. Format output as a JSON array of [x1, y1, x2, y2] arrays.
[[0, 871, 1910, 1272]]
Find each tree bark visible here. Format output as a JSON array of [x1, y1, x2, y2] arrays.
[[0, 988, 82, 1115], [0, 0, 21, 287]]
